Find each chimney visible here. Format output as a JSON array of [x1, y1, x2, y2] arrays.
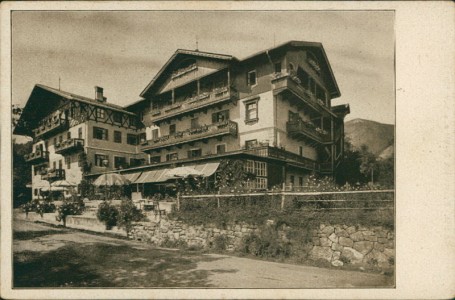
[[95, 86, 106, 102]]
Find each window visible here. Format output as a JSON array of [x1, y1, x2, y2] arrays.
[[289, 111, 300, 122], [78, 127, 83, 139], [138, 133, 146, 144], [216, 144, 226, 154], [65, 156, 71, 169], [299, 146, 303, 156], [188, 148, 202, 158], [245, 99, 259, 123], [127, 134, 137, 145], [96, 108, 105, 119], [245, 139, 258, 149], [67, 131, 71, 139], [191, 118, 199, 129], [247, 70, 257, 86], [128, 116, 135, 127], [95, 154, 109, 167], [255, 161, 267, 177], [243, 160, 268, 190], [150, 156, 161, 164], [34, 189, 38, 196], [274, 62, 281, 73], [58, 159, 62, 170], [299, 177, 304, 187], [59, 135, 63, 143], [212, 110, 230, 123], [245, 160, 255, 174], [93, 127, 108, 140], [290, 175, 295, 186], [114, 131, 122, 143], [152, 129, 159, 140], [169, 124, 176, 135], [53, 161, 56, 170], [54, 137, 57, 145], [166, 152, 178, 161], [113, 112, 122, 123], [114, 156, 127, 169]]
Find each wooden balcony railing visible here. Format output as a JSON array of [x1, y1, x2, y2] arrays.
[[148, 87, 238, 122], [24, 150, 49, 164], [244, 145, 319, 171], [287, 119, 331, 143], [55, 138, 85, 155], [33, 117, 69, 138], [42, 169, 66, 181], [272, 75, 326, 113], [141, 120, 238, 152]]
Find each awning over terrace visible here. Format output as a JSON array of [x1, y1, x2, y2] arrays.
[[132, 162, 220, 184]]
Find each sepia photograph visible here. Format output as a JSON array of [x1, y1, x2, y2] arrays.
[[1, 2, 453, 299]]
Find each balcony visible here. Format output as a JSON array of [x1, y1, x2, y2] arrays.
[[33, 117, 69, 138], [287, 119, 331, 144], [141, 120, 238, 152], [55, 138, 85, 155], [24, 150, 49, 164], [148, 87, 238, 122], [42, 169, 66, 181], [244, 145, 319, 171], [272, 75, 327, 114]]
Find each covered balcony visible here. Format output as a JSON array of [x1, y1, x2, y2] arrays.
[[148, 69, 238, 123], [287, 118, 331, 144], [55, 138, 85, 155], [41, 169, 66, 181], [141, 120, 238, 152], [272, 74, 330, 116], [24, 150, 49, 164]]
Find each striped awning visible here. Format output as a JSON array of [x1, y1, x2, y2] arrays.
[[122, 171, 142, 182], [134, 169, 170, 184], [133, 162, 220, 184]]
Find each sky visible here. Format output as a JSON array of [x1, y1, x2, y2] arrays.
[[12, 10, 395, 125]]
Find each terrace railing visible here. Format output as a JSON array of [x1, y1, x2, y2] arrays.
[[141, 120, 238, 152], [149, 87, 238, 122], [55, 138, 85, 155], [24, 150, 49, 164]]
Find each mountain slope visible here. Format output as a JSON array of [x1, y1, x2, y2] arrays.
[[344, 118, 394, 156]]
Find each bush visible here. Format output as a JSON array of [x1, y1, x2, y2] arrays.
[[117, 198, 145, 233], [96, 201, 119, 230], [56, 200, 84, 226], [212, 235, 228, 251], [241, 227, 291, 259]]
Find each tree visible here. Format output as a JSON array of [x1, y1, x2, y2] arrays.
[[335, 139, 366, 186], [358, 145, 377, 184], [12, 104, 23, 128], [13, 141, 33, 207]]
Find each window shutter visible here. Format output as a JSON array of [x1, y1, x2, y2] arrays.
[[212, 113, 217, 124]]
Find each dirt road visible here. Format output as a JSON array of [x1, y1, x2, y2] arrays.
[[13, 219, 393, 288]]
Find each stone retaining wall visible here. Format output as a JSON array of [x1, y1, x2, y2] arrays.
[[129, 218, 395, 271]]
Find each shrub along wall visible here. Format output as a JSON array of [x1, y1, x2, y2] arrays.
[[129, 216, 395, 272]]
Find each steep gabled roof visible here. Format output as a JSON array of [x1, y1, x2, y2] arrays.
[[36, 84, 135, 114], [240, 40, 341, 98], [13, 84, 135, 136], [139, 49, 237, 98]]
